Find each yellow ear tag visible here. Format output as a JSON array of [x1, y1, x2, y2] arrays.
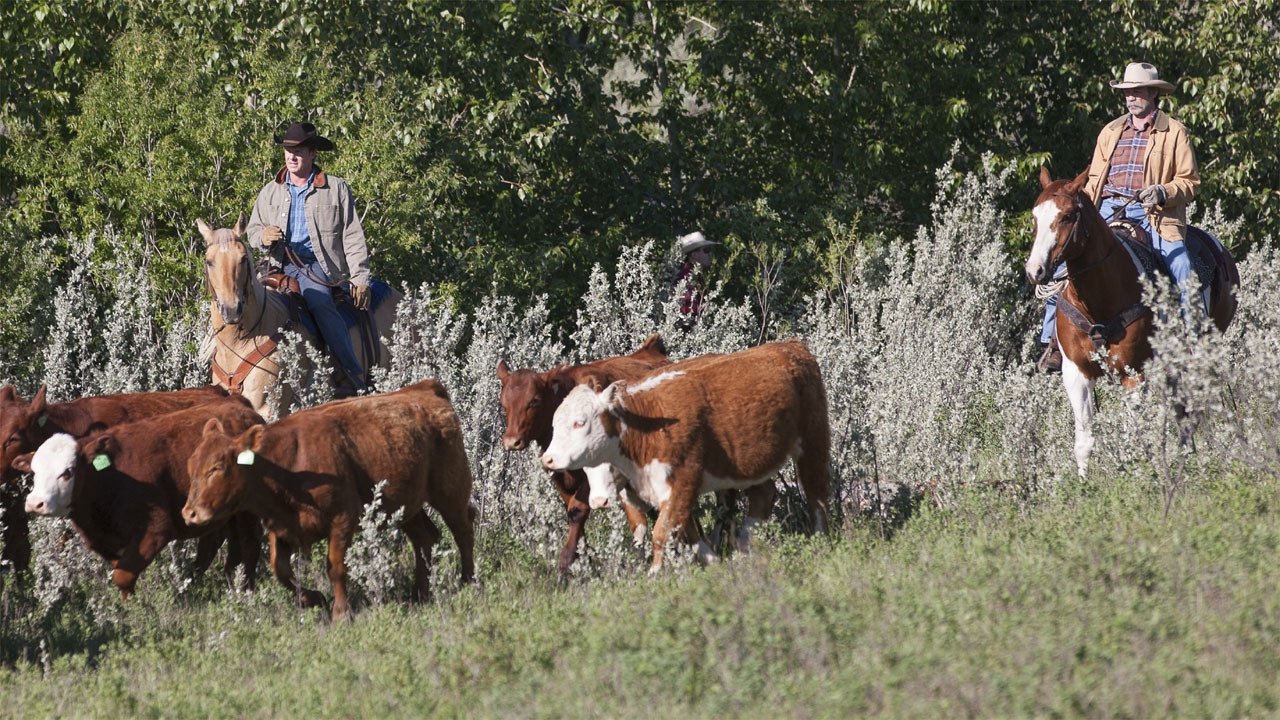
[[236, 450, 256, 466], [92, 454, 111, 471]]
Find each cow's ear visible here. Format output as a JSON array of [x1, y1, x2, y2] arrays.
[[10, 452, 34, 474], [549, 374, 576, 398], [202, 417, 227, 437], [0, 384, 17, 402], [580, 374, 605, 393], [85, 422, 108, 436], [87, 434, 119, 459], [241, 424, 266, 453], [601, 381, 625, 412], [31, 384, 47, 415], [496, 359, 510, 382], [1039, 165, 1052, 190]]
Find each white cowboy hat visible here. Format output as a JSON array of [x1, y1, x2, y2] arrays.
[[1109, 62, 1176, 94], [678, 231, 717, 254]]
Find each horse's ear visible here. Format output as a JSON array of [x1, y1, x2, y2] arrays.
[[196, 219, 216, 246], [1038, 166, 1052, 189], [1067, 168, 1089, 193], [232, 213, 248, 239]]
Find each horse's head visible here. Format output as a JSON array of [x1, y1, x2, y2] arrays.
[[1025, 166, 1092, 286], [197, 215, 254, 325]]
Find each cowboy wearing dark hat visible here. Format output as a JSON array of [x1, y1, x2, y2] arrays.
[[1037, 62, 1201, 373], [246, 121, 372, 395]]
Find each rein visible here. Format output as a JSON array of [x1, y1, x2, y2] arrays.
[[1047, 194, 1136, 283], [207, 253, 292, 394]]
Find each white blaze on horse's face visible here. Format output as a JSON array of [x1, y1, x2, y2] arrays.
[[25, 433, 79, 517], [1025, 199, 1065, 285], [541, 384, 618, 472]]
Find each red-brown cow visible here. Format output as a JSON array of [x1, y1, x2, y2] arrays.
[[182, 379, 476, 622], [1, 383, 232, 574], [496, 334, 669, 578], [541, 341, 831, 572], [16, 395, 264, 596]]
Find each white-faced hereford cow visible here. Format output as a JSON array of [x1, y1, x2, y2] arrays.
[[1, 383, 234, 574], [17, 395, 264, 597], [542, 341, 831, 571], [496, 333, 670, 577], [182, 379, 476, 622]]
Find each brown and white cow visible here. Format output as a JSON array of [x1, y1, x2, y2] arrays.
[[1, 383, 233, 574], [496, 333, 669, 578], [17, 395, 264, 597], [541, 341, 831, 572], [182, 379, 476, 622]]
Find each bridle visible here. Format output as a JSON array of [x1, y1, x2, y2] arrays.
[[1044, 192, 1136, 283]]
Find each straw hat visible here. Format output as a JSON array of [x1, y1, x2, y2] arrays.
[[1109, 62, 1175, 94]]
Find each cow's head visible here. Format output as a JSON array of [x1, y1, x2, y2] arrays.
[[1, 384, 50, 483], [497, 361, 575, 451], [541, 383, 623, 472], [582, 464, 626, 510], [23, 432, 86, 516], [183, 419, 262, 526]]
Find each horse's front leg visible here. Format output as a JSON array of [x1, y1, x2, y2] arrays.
[[1062, 356, 1096, 476]]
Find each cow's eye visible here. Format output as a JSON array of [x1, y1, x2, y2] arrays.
[[572, 418, 586, 430]]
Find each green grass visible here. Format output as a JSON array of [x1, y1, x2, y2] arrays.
[[4, 474, 1280, 717]]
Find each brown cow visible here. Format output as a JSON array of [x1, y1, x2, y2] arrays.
[[1, 383, 232, 574], [16, 396, 264, 597], [182, 379, 476, 622], [496, 334, 670, 578], [541, 341, 831, 572]]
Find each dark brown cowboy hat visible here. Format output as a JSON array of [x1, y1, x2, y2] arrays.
[[273, 122, 335, 151]]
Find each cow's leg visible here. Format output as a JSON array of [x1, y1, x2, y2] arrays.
[[795, 447, 831, 535], [191, 529, 224, 579], [401, 511, 442, 603], [325, 526, 354, 623], [269, 532, 325, 610], [224, 513, 261, 591], [436, 498, 476, 586], [1, 484, 32, 574], [112, 527, 174, 599], [1062, 357, 1097, 476], [738, 482, 778, 553], [620, 489, 650, 560], [552, 470, 589, 580], [649, 468, 701, 573]]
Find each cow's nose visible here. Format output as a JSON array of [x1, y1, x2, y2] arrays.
[[541, 454, 556, 470], [503, 437, 525, 451], [25, 498, 44, 514]]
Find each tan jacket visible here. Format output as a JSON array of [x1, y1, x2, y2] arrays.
[[246, 166, 371, 286], [1083, 110, 1199, 241]]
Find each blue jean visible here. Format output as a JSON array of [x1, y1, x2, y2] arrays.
[[284, 260, 365, 390]]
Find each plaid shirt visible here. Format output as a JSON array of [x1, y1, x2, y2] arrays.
[[1101, 112, 1156, 198], [286, 171, 317, 261]]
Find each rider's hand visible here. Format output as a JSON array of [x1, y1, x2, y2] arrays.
[[1137, 184, 1166, 209], [261, 225, 283, 246], [350, 284, 370, 311]]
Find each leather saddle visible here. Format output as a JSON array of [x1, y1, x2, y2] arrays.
[[1108, 219, 1239, 313]]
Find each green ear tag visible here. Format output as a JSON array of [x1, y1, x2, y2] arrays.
[[236, 450, 256, 466], [92, 454, 111, 471], [37, 414, 47, 428]]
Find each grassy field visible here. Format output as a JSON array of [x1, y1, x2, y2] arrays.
[[3, 472, 1279, 718]]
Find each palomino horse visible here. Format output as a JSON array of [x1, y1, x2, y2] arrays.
[[1024, 167, 1238, 475], [197, 216, 399, 419]]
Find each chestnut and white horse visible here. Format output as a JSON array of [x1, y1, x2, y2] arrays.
[[197, 216, 399, 419], [1024, 167, 1237, 475]]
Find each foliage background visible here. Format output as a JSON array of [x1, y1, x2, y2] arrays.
[[2, 0, 1278, 377]]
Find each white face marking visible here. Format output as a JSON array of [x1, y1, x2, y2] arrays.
[[1025, 199, 1064, 280], [628, 371, 685, 394], [541, 385, 617, 471], [583, 464, 621, 510], [25, 433, 79, 517]]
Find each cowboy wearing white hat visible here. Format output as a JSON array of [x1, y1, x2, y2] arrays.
[[1037, 61, 1200, 373], [674, 231, 718, 324]]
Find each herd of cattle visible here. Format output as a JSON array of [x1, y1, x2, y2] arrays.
[[0, 336, 830, 620]]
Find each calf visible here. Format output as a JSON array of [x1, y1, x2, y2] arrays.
[[541, 341, 831, 572], [496, 334, 669, 578], [182, 379, 475, 622], [1, 383, 231, 574], [17, 396, 264, 597]]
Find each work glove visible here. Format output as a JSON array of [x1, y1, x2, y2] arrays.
[[350, 283, 370, 311], [261, 225, 283, 246], [1137, 184, 1166, 209]]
